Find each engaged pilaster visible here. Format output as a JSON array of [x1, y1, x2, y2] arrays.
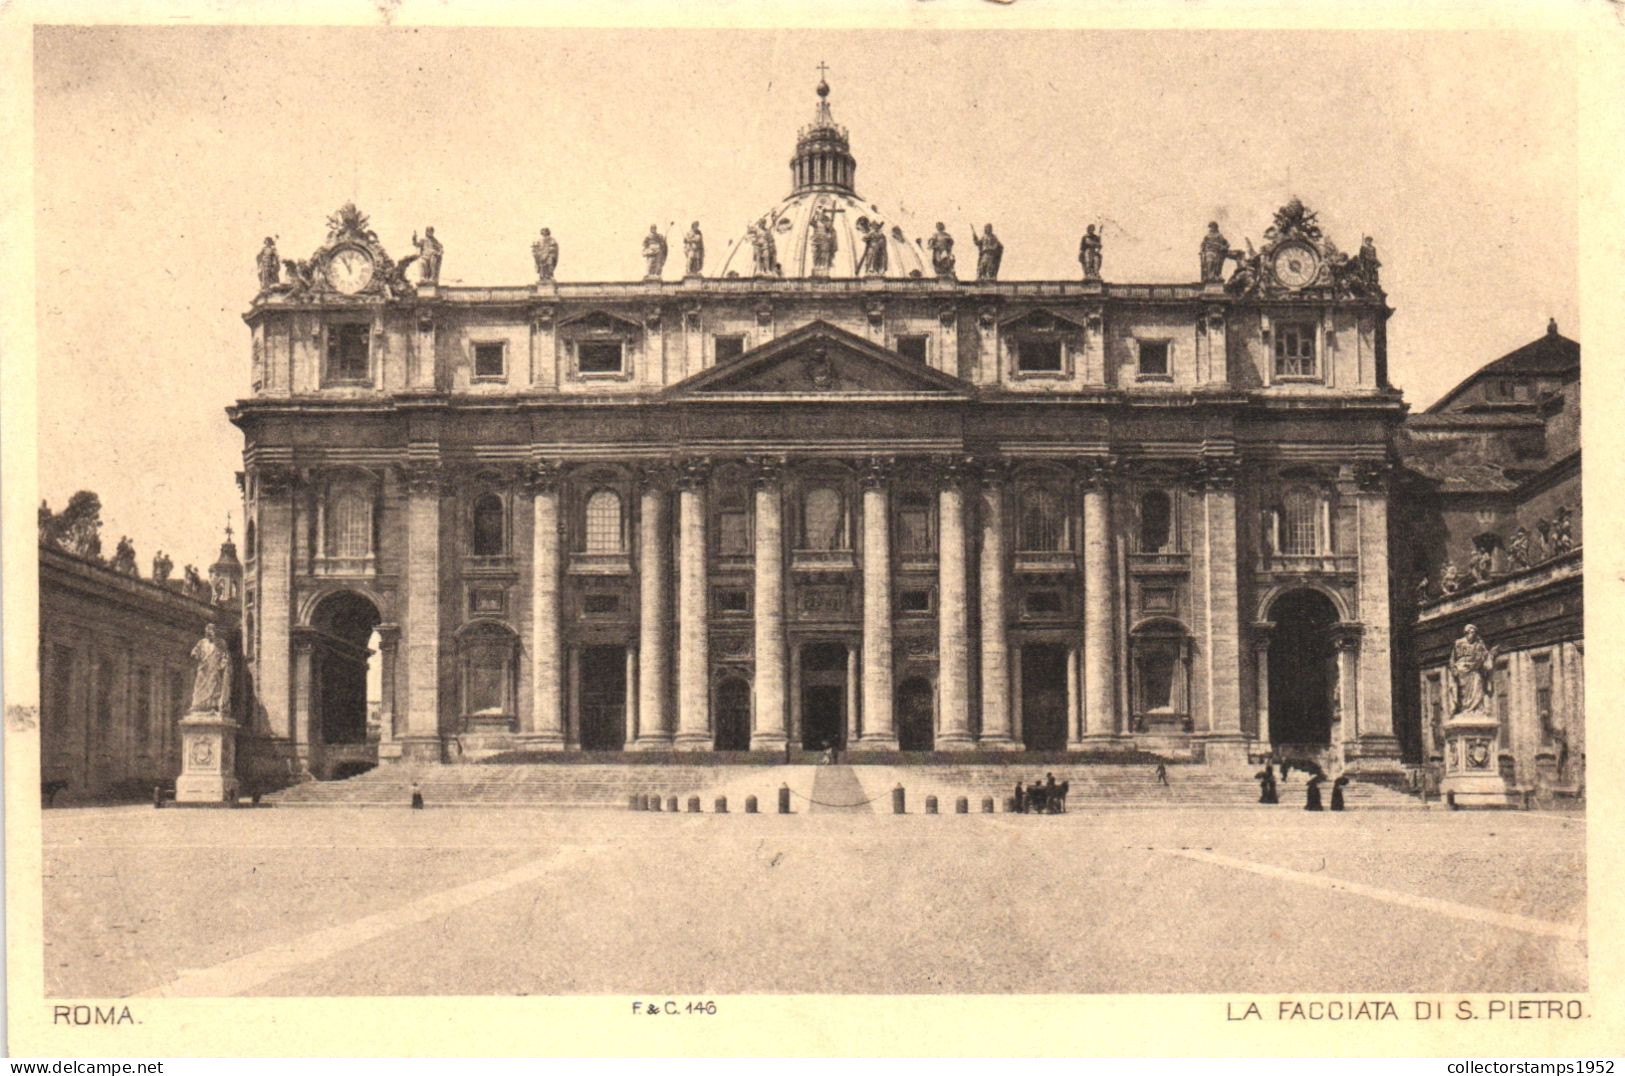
[[402, 457, 446, 761]]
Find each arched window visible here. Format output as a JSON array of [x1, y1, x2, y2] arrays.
[[326, 488, 373, 558], [1018, 486, 1068, 552], [583, 490, 624, 553], [472, 493, 505, 556], [1139, 491, 1173, 553], [802, 486, 845, 551], [895, 491, 935, 555], [1280, 489, 1327, 555]]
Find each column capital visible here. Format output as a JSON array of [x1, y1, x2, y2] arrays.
[[972, 455, 1014, 485], [745, 454, 788, 487], [1193, 455, 1242, 491], [374, 623, 401, 647], [632, 460, 677, 491], [859, 455, 897, 489], [253, 463, 299, 496], [1354, 459, 1392, 494], [523, 459, 565, 495], [1074, 454, 1121, 490], [403, 458, 449, 496], [675, 456, 712, 490], [1331, 623, 1365, 651], [1251, 621, 1275, 649], [926, 454, 976, 488]]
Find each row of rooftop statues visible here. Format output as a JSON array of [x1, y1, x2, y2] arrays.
[[1419, 505, 1576, 600], [256, 208, 1379, 292]]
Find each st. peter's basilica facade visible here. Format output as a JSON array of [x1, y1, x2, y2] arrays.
[[232, 80, 1404, 781]]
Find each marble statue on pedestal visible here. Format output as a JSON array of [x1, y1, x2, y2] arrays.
[[189, 624, 233, 714], [1445, 624, 1496, 716], [683, 222, 704, 276], [642, 225, 668, 279], [532, 228, 559, 282]]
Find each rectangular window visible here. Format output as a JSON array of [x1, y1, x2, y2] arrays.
[[895, 335, 928, 363], [1138, 340, 1170, 378], [714, 335, 746, 364], [577, 340, 625, 375], [326, 323, 371, 383], [896, 501, 935, 555], [899, 589, 933, 614], [1533, 653, 1553, 743], [582, 592, 622, 616], [1273, 324, 1317, 378], [1140, 585, 1176, 614], [1017, 337, 1063, 374], [473, 342, 506, 380], [715, 588, 750, 615], [717, 510, 751, 557], [1024, 589, 1065, 616]]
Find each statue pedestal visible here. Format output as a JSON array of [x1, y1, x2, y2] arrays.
[[175, 710, 241, 806], [1439, 710, 1513, 808]]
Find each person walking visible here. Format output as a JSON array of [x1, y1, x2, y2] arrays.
[[1154, 762, 1169, 786], [1330, 775, 1349, 812], [1304, 775, 1324, 812]]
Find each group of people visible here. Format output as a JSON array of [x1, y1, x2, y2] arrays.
[[1013, 773, 1070, 814], [1255, 761, 1351, 811]]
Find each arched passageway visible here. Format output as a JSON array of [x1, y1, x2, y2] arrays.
[[896, 677, 935, 752], [1266, 589, 1341, 746], [309, 591, 382, 746]]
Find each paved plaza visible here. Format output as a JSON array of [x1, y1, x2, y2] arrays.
[[42, 791, 1585, 998]]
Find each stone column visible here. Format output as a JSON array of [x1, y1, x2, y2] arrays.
[[625, 646, 640, 745], [846, 645, 861, 746], [1333, 626, 1363, 758], [526, 462, 566, 748], [674, 459, 712, 749], [859, 456, 897, 749], [1198, 458, 1247, 763], [1252, 626, 1273, 753], [937, 460, 973, 749], [978, 462, 1016, 748], [1351, 463, 1400, 765], [401, 459, 444, 762], [291, 634, 316, 775], [253, 467, 296, 769], [750, 457, 788, 750], [375, 624, 401, 756], [633, 471, 672, 748], [1081, 459, 1118, 741]]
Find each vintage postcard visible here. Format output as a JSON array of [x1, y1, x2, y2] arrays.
[[3, 0, 1621, 1059]]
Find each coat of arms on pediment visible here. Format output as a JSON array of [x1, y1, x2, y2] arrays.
[[663, 320, 973, 398], [257, 202, 416, 303], [1224, 197, 1382, 301]]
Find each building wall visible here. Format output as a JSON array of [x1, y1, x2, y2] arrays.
[[39, 546, 238, 800]]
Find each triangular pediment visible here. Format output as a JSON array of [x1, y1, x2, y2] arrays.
[[666, 320, 973, 398]]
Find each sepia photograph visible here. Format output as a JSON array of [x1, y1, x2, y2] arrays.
[[4, 4, 1620, 1060]]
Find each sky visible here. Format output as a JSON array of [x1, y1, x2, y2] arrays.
[[33, 26, 1578, 574]]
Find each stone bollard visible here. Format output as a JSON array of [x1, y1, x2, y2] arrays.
[[892, 784, 906, 814], [153, 784, 164, 810], [629, 793, 642, 811], [982, 796, 995, 814], [714, 795, 728, 814], [687, 795, 701, 813], [779, 784, 792, 814], [666, 795, 679, 813], [925, 795, 938, 815], [955, 796, 969, 814], [650, 794, 662, 812], [745, 795, 758, 814]]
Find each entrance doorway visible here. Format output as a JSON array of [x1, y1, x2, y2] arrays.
[[1267, 589, 1340, 746], [800, 642, 848, 750], [578, 645, 627, 750], [715, 677, 752, 751], [1021, 644, 1069, 751], [310, 591, 381, 747], [897, 677, 935, 751]]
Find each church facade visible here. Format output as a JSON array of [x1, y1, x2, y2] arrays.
[[232, 81, 1406, 782]]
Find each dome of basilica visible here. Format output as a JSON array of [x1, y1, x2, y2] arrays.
[[717, 78, 929, 281]]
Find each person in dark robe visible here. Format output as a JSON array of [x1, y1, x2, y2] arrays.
[[1044, 773, 1058, 814], [1029, 781, 1047, 814], [1154, 763, 1169, 786], [1255, 768, 1278, 804], [1056, 779, 1070, 813], [1304, 775, 1324, 811], [1013, 781, 1026, 814], [1330, 775, 1349, 812], [411, 782, 424, 810]]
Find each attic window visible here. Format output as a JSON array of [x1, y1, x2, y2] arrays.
[[1017, 338, 1063, 374], [714, 335, 746, 363], [896, 335, 928, 363], [578, 341, 625, 375], [473, 342, 506, 380], [1138, 340, 1171, 379]]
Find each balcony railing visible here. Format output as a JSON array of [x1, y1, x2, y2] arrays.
[[1255, 552, 1357, 575], [792, 548, 857, 573], [1013, 550, 1077, 574], [568, 552, 632, 576], [1128, 551, 1190, 572], [312, 554, 376, 577]]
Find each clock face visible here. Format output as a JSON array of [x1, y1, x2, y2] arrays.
[[1271, 242, 1320, 289], [327, 247, 375, 294]]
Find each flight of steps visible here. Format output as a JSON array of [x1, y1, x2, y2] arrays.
[[894, 764, 1426, 810], [266, 763, 764, 808]]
